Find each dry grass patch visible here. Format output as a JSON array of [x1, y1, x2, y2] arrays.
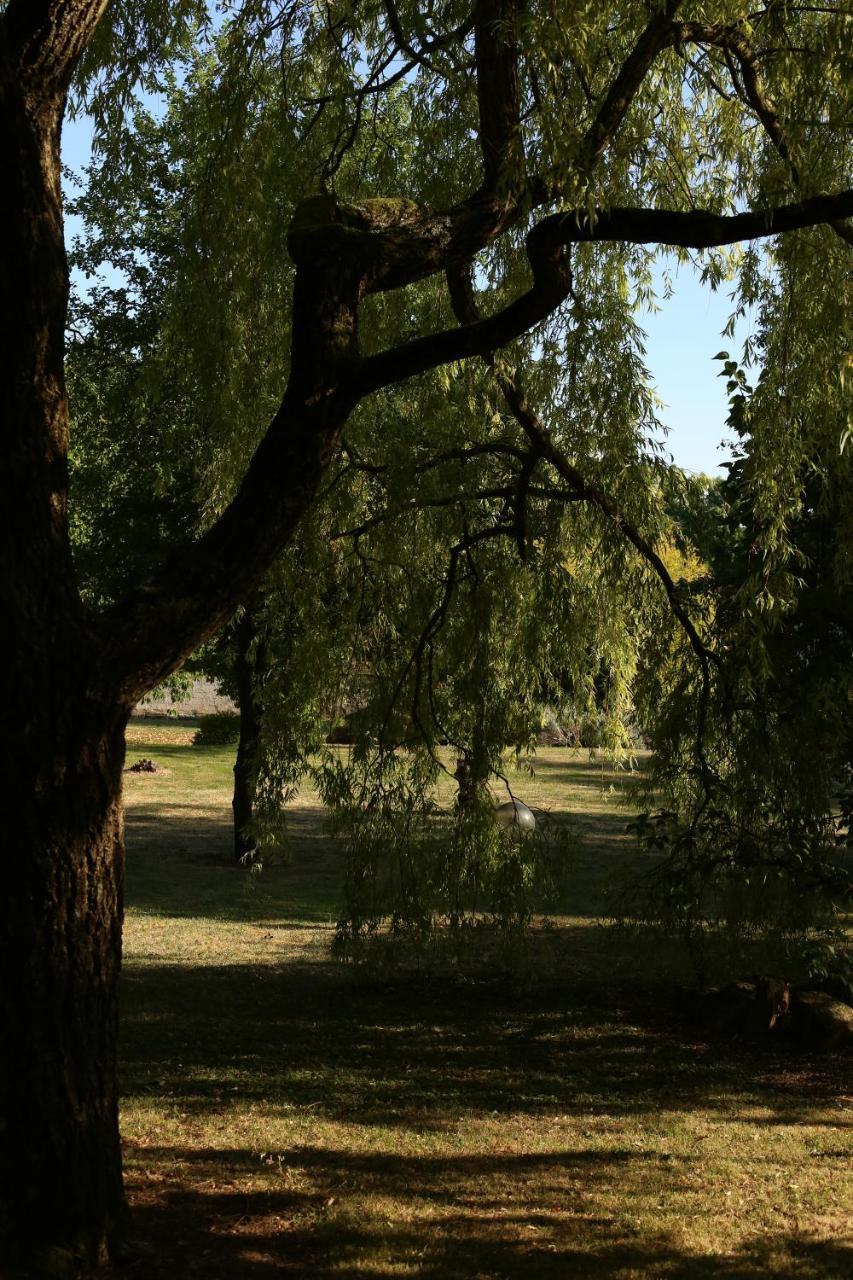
[[127, 718, 199, 747]]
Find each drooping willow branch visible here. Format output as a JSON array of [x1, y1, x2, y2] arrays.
[[670, 19, 853, 248], [328, 483, 584, 544], [445, 260, 721, 800], [376, 521, 516, 758]]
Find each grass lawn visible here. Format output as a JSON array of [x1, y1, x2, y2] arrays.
[[118, 720, 852, 1278]]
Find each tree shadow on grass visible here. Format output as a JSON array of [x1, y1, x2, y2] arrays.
[[124, 801, 645, 925], [120, 959, 849, 1132], [117, 1141, 852, 1278], [118, 757, 850, 1277], [125, 806, 343, 923]]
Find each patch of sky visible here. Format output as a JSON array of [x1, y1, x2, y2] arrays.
[[63, 85, 173, 304], [62, 111, 95, 257], [639, 257, 756, 476]]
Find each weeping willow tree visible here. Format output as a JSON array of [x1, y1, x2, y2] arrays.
[[69, 130, 658, 918], [243, 386, 657, 950], [66, 31, 671, 896], [632, 229, 853, 977], [2, 0, 852, 1267]]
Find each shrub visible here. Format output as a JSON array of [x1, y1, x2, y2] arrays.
[[193, 712, 240, 745]]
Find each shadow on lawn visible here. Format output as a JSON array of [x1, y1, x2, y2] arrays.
[[119, 1139, 852, 1278], [124, 801, 640, 924], [117, 752, 850, 1279], [121, 960, 845, 1131], [125, 805, 343, 922]]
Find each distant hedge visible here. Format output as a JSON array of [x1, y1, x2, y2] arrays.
[[193, 712, 241, 746]]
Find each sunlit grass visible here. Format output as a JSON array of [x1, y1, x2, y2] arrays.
[[119, 719, 852, 1277]]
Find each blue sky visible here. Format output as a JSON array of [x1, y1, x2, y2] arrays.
[[62, 115, 746, 477], [641, 263, 749, 476]]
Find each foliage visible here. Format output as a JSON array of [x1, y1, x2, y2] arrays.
[[65, 273, 202, 608], [63, 0, 853, 965], [629, 234, 853, 973], [193, 711, 241, 746], [317, 741, 577, 970]]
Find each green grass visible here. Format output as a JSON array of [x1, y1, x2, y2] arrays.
[[118, 720, 853, 1278]]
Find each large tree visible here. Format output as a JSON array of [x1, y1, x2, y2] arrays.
[[1, 0, 851, 1268]]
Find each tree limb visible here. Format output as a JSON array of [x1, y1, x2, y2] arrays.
[[581, 0, 684, 169], [474, 0, 523, 188], [671, 19, 853, 247], [354, 190, 853, 394], [329, 488, 517, 542], [382, 0, 474, 76]]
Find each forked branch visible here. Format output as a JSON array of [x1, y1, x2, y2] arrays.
[[354, 190, 853, 395]]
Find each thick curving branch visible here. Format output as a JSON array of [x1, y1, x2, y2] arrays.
[[353, 190, 853, 395]]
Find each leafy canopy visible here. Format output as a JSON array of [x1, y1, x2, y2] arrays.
[[64, 0, 852, 962]]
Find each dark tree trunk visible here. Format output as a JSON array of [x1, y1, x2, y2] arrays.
[[0, 12, 129, 1266], [0, 62, 362, 1259], [0, 694, 130, 1270], [232, 609, 265, 862]]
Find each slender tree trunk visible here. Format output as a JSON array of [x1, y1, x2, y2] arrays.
[[455, 629, 492, 809], [232, 609, 264, 862]]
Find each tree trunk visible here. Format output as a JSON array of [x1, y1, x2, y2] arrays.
[[0, 61, 363, 1263], [0, 28, 130, 1268], [232, 609, 264, 862], [0, 696, 129, 1271]]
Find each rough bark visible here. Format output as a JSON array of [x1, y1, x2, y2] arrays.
[[0, 5, 128, 1268], [0, 701, 129, 1272]]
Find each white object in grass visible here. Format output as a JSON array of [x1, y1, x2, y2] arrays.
[[494, 799, 536, 834]]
